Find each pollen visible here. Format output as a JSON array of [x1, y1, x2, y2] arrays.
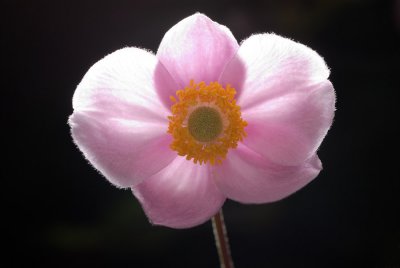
[[167, 80, 248, 165]]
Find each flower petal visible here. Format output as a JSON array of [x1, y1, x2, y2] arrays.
[[242, 80, 335, 165], [132, 157, 226, 228], [157, 13, 239, 88], [69, 48, 177, 188], [220, 34, 335, 165], [213, 144, 322, 204], [70, 113, 175, 188], [220, 33, 331, 110], [73, 47, 173, 123]]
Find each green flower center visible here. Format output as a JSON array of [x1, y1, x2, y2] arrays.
[[188, 106, 223, 142]]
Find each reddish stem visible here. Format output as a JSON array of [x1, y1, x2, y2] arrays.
[[212, 209, 234, 268]]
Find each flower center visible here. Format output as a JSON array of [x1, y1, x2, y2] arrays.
[[188, 107, 223, 142], [167, 80, 247, 165]]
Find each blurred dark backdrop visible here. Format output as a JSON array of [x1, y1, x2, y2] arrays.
[[3, 0, 399, 267]]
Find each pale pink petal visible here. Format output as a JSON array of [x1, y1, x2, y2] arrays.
[[220, 33, 331, 109], [73, 47, 175, 122], [220, 34, 335, 165], [153, 61, 182, 109], [213, 144, 322, 204], [132, 157, 226, 228], [242, 80, 335, 165], [69, 48, 177, 188], [157, 13, 239, 89]]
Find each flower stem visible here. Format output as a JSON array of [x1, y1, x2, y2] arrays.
[[212, 209, 234, 268]]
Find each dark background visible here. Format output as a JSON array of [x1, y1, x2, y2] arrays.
[[3, 0, 399, 267]]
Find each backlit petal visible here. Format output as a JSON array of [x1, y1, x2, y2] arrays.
[[220, 34, 335, 165], [220, 33, 330, 107], [214, 144, 322, 204], [242, 80, 335, 165], [132, 157, 226, 228], [157, 13, 239, 88], [70, 48, 176, 187]]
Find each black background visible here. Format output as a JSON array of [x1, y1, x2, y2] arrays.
[[4, 0, 399, 267]]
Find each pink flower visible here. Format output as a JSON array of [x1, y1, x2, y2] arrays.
[[69, 13, 335, 228]]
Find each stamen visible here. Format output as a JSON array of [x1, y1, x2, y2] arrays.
[[167, 80, 247, 165]]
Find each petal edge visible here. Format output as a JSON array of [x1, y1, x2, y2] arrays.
[[214, 144, 322, 204], [157, 13, 239, 88], [133, 157, 226, 228]]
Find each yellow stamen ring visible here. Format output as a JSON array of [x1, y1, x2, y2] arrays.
[[167, 80, 248, 165]]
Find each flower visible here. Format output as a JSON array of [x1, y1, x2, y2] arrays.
[[69, 13, 335, 228]]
